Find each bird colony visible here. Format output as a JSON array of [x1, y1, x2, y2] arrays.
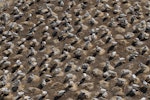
[[0, 0, 150, 100]]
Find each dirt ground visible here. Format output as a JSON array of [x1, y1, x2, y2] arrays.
[[0, 0, 150, 100]]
